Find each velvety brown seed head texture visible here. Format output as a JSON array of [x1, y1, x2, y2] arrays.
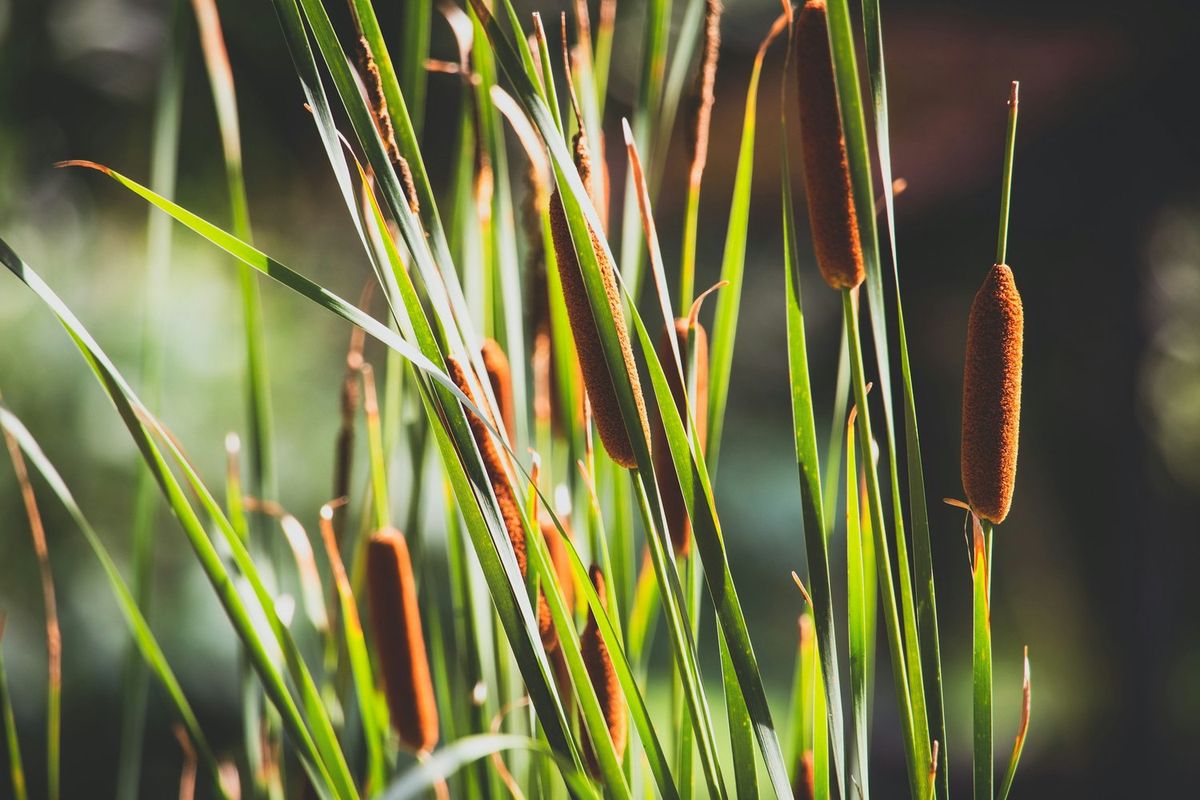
[[448, 357, 559, 648], [366, 528, 439, 752], [580, 566, 626, 774], [480, 339, 516, 446], [793, 749, 816, 800], [446, 358, 528, 576], [650, 319, 709, 555], [961, 263, 1023, 524], [548, 142, 650, 468], [794, 0, 865, 290]]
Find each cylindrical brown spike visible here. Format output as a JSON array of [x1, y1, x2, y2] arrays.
[[650, 319, 709, 556], [480, 339, 516, 446], [580, 565, 626, 774], [961, 264, 1023, 524], [447, 357, 559, 650], [548, 136, 650, 468], [446, 358, 528, 576], [366, 528, 439, 752], [794, 0, 865, 290], [793, 749, 816, 800]]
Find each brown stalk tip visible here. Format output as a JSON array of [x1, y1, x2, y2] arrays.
[[581, 565, 627, 773], [480, 339, 516, 446], [650, 318, 709, 556], [366, 527, 439, 752], [794, 0, 865, 290], [960, 263, 1023, 524], [548, 134, 649, 468], [686, 0, 723, 185]]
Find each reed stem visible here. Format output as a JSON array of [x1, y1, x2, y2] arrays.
[[842, 289, 924, 799], [995, 82, 1019, 265]]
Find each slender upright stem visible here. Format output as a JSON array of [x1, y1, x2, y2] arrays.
[[842, 290, 924, 799], [995, 82, 1020, 265]]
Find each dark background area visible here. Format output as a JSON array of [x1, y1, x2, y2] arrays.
[[2, 0, 1200, 796]]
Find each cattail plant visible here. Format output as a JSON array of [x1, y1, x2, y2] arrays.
[[366, 527, 438, 753], [580, 565, 626, 774], [548, 124, 649, 468], [960, 264, 1023, 524], [650, 318, 709, 555], [0, 0, 1048, 796], [794, 0, 865, 290]]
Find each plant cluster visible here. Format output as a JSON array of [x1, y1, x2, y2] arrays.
[[0, 0, 1031, 798]]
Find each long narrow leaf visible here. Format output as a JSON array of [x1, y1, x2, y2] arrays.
[[781, 144, 847, 794]]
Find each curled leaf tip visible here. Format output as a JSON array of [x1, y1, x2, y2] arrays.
[[55, 159, 109, 174]]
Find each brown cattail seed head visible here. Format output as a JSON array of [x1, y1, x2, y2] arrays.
[[794, 0, 865, 290], [793, 749, 816, 800], [548, 141, 650, 468], [446, 358, 528, 576], [480, 339, 516, 446], [650, 319, 709, 556], [448, 357, 560, 648], [581, 565, 626, 773], [366, 528, 439, 752], [961, 264, 1023, 524]]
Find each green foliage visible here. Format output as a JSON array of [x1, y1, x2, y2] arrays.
[[0, 1, 1035, 797]]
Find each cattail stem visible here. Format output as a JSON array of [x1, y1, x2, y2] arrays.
[[996, 81, 1019, 265], [842, 289, 927, 799]]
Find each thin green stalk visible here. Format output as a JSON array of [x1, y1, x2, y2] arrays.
[[678, 185, 701, 315], [858, 1, 948, 790], [973, 520, 993, 800], [398, 0, 431, 134], [618, 0, 669, 298], [842, 290, 924, 799], [845, 407, 869, 799], [632, 474, 728, 800], [996, 82, 1019, 266], [0, 616, 27, 800]]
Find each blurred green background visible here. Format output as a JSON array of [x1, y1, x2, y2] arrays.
[[3, 0, 1200, 796]]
